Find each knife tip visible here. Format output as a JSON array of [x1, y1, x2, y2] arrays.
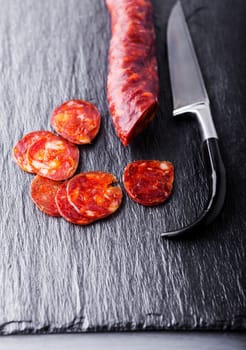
[[168, 1, 184, 30], [172, 1, 183, 15]]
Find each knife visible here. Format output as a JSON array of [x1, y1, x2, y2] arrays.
[[161, 1, 226, 238]]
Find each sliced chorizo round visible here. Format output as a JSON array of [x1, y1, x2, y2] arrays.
[[67, 172, 123, 222], [31, 175, 63, 216], [12, 130, 53, 173], [50, 99, 101, 145], [55, 182, 95, 225], [27, 134, 79, 181], [123, 160, 174, 206]]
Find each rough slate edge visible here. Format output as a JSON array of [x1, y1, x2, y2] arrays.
[[0, 0, 245, 335], [0, 333, 246, 350]]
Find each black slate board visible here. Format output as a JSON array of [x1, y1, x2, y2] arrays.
[[0, 0, 246, 334]]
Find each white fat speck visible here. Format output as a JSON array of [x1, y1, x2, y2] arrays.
[[48, 160, 59, 168], [79, 135, 90, 143], [108, 200, 119, 212], [67, 101, 76, 106], [39, 168, 49, 175], [46, 140, 65, 151], [32, 160, 48, 170], [77, 114, 87, 121], [160, 162, 168, 170], [85, 210, 96, 217]]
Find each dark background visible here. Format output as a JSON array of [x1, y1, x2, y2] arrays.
[[0, 0, 245, 334]]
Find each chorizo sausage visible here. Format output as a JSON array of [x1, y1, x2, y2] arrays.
[[106, 0, 159, 146], [50, 99, 101, 145], [55, 182, 95, 225], [27, 134, 79, 181], [123, 160, 174, 206], [12, 131, 53, 173], [31, 175, 63, 216], [67, 172, 123, 222]]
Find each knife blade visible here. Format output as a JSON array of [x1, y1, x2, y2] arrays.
[[161, 1, 226, 238], [167, 1, 209, 111], [167, 1, 217, 140]]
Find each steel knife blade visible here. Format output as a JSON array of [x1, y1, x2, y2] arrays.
[[161, 1, 226, 238], [167, 1, 218, 140], [167, 1, 209, 111]]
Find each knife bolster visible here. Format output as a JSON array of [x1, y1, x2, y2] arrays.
[[174, 102, 218, 141], [193, 104, 218, 141]]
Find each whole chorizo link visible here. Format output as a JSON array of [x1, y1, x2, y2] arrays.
[[106, 0, 159, 146]]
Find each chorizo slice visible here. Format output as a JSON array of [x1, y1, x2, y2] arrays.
[[31, 175, 63, 216], [50, 99, 101, 145], [55, 182, 94, 225], [12, 131, 53, 173], [123, 160, 174, 206], [106, 0, 159, 146], [67, 172, 123, 222], [27, 134, 79, 181]]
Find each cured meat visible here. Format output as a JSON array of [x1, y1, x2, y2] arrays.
[[106, 0, 159, 146], [50, 99, 101, 145], [55, 182, 95, 225], [27, 134, 79, 181], [123, 160, 174, 206], [31, 175, 62, 216], [67, 172, 123, 222], [12, 131, 53, 173]]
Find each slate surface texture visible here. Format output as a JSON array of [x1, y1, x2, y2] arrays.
[[0, 0, 245, 335]]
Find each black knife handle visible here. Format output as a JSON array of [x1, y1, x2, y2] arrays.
[[202, 138, 226, 224], [161, 138, 226, 238]]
